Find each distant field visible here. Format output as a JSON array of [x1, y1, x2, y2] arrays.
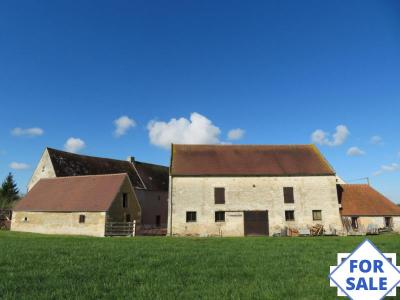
[[0, 232, 399, 299]]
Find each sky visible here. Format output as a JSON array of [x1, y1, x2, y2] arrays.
[[0, 1, 399, 202]]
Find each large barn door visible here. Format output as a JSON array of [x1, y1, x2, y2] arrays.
[[244, 211, 269, 236]]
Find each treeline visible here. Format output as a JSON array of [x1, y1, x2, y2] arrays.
[[0, 173, 20, 209]]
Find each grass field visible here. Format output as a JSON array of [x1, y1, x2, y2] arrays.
[[0, 232, 399, 299]]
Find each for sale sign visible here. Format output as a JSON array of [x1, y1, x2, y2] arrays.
[[329, 239, 400, 300]]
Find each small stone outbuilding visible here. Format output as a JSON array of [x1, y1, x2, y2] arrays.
[[12, 174, 141, 237], [339, 184, 400, 233]]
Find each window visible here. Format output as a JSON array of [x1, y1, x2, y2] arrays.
[[214, 187, 225, 204], [312, 210, 322, 221], [283, 187, 294, 204], [215, 211, 225, 222], [156, 215, 161, 227], [186, 211, 197, 222], [385, 217, 393, 228], [125, 214, 131, 222], [351, 217, 358, 229], [79, 215, 85, 223], [23, 217, 28, 222], [285, 210, 295, 221], [122, 193, 128, 208]]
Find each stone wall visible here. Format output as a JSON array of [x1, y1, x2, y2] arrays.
[[27, 149, 56, 191], [357, 216, 400, 233], [168, 176, 342, 236], [11, 211, 106, 237]]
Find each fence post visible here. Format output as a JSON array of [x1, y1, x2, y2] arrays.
[[132, 220, 136, 237]]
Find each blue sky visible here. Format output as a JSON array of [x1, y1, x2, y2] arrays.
[[0, 1, 399, 202]]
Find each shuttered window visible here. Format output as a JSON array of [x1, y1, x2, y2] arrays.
[[79, 215, 85, 223], [186, 211, 197, 222], [214, 187, 225, 204], [283, 187, 294, 204]]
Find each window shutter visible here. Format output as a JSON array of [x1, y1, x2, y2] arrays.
[[283, 187, 294, 204], [214, 188, 225, 204]]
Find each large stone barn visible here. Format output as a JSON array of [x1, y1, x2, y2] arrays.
[[12, 174, 141, 237], [28, 148, 169, 229], [338, 184, 400, 232], [168, 144, 343, 237]]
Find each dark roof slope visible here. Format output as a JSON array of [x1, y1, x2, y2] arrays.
[[171, 144, 335, 176], [134, 162, 169, 191], [339, 184, 400, 216], [14, 174, 127, 212]]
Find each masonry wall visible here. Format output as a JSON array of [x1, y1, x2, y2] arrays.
[[168, 176, 342, 237], [107, 178, 141, 223], [11, 211, 106, 237], [357, 216, 400, 233], [28, 149, 56, 191], [135, 190, 168, 227]]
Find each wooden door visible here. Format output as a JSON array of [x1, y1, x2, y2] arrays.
[[244, 211, 269, 236]]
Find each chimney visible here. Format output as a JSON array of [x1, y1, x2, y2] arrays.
[[127, 156, 135, 164]]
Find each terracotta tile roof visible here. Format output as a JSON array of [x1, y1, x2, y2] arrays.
[[171, 144, 335, 176], [47, 148, 168, 191], [339, 184, 400, 216], [14, 174, 127, 212]]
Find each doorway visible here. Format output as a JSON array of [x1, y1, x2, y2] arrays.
[[244, 211, 269, 236]]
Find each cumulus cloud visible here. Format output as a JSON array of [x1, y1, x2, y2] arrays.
[[64, 137, 86, 153], [9, 162, 30, 170], [11, 127, 44, 137], [114, 116, 136, 137], [373, 163, 400, 176], [311, 125, 350, 146], [227, 128, 245, 141], [347, 147, 365, 157], [370, 135, 383, 145], [147, 112, 221, 149]]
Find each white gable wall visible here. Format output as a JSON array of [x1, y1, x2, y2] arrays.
[[27, 149, 56, 191]]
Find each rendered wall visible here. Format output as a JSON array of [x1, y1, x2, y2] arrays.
[[11, 211, 106, 237], [135, 190, 168, 227], [27, 149, 56, 191]]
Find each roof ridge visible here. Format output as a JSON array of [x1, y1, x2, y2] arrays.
[[39, 173, 128, 180], [46, 147, 132, 164], [173, 144, 313, 147]]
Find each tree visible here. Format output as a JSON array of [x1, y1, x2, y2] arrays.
[[1, 173, 19, 203]]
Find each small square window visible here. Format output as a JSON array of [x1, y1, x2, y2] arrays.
[[312, 210, 322, 221], [23, 217, 28, 222], [122, 193, 128, 208], [79, 215, 85, 223], [215, 211, 225, 222], [186, 211, 197, 222], [285, 210, 295, 221], [214, 187, 225, 204], [283, 187, 294, 204]]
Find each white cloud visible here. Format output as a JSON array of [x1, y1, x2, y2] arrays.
[[9, 162, 30, 170], [373, 163, 400, 176], [311, 125, 350, 146], [147, 112, 221, 149], [114, 116, 136, 137], [370, 135, 383, 145], [11, 127, 44, 137], [347, 147, 365, 157], [64, 137, 86, 153], [227, 128, 245, 141]]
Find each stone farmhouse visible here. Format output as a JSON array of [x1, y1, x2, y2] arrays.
[[27, 148, 169, 228], [12, 174, 140, 237], [168, 144, 400, 236]]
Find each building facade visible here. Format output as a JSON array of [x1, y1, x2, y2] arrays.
[[168, 144, 343, 236]]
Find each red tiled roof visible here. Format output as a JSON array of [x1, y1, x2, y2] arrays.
[[171, 144, 335, 176], [339, 184, 400, 216], [14, 174, 128, 212]]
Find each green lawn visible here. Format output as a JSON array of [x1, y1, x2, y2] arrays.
[[0, 232, 399, 299]]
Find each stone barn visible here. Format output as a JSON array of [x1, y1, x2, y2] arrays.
[[28, 148, 169, 229], [12, 174, 141, 237], [339, 184, 400, 232], [168, 144, 343, 237]]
